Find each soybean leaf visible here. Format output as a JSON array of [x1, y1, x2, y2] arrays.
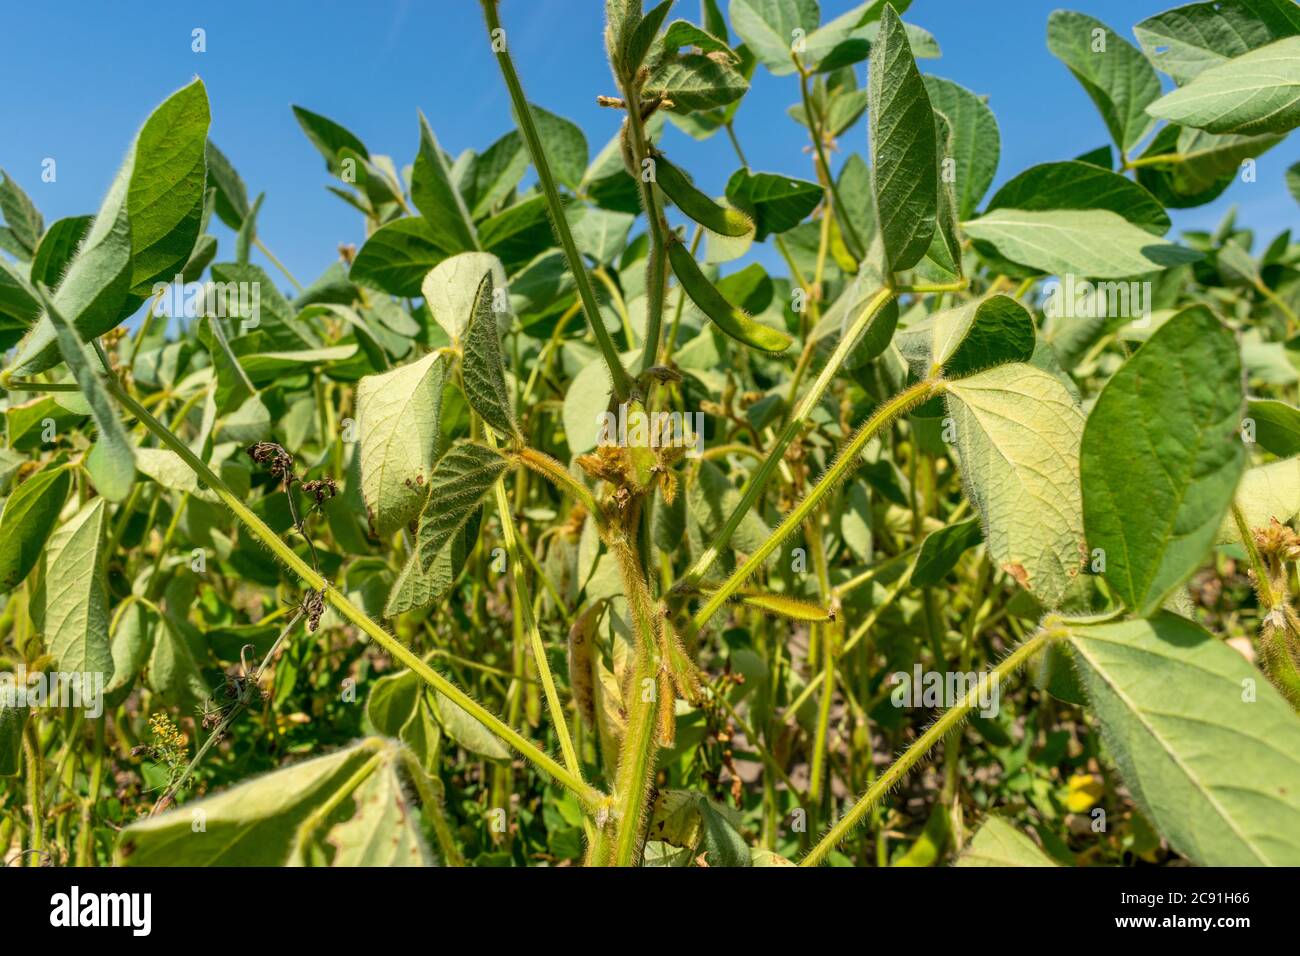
[[1147, 36, 1300, 135], [1218, 457, 1300, 543], [645, 53, 750, 112], [43, 498, 113, 682], [0, 167, 42, 257], [530, 104, 588, 189], [412, 112, 479, 255], [985, 160, 1170, 235], [9, 80, 211, 376], [1068, 613, 1300, 865], [729, 0, 820, 76], [351, 217, 446, 296], [206, 140, 251, 229], [724, 169, 822, 240], [462, 271, 520, 440], [962, 208, 1200, 279], [955, 817, 1059, 867], [621, 1, 675, 78], [1046, 11, 1161, 153], [910, 516, 983, 588], [416, 442, 510, 572], [37, 285, 135, 502], [1288, 160, 1300, 204], [293, 104, 370, 173], [946, 363, 1086, 608], [1135, 0, 1300, 84], [106, 601, 156, 696], [868, 3, 937, 273], [147, 613, 210, 711], [317, 756, 434, 866], [479, 195, 555, 272], [1080, 306, 1244, 617], [421, 251, 510, 341], [1136, 126, 1283, 206], [933, 294, 1036, 378], [1248, 397, 1300, 457], [28, 216, 92, 293], [921, 76, 1000, 220], [459, 131, 528, 220], [356, 351, 449, 538], [117, 739, 394, 866], [432, 690, 511, 760], [0, 457, 71, 591]]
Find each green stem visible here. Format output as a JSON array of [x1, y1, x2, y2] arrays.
[[800, 627, 1057, 866], [254, 237, 304, 292], [676, 286, 896, 590], [103, 377, 605, 811], [480, 0, 632, 403], [688, 377, 942, 634]]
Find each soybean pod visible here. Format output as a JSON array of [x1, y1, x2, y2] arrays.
[[655, 155, 754, 238], [667, 241, 792, 354]]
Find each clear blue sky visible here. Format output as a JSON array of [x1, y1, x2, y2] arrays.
[[1, 0, 1294, 289]]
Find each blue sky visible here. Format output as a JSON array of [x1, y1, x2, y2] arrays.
[[1, 0, 1295, 289]]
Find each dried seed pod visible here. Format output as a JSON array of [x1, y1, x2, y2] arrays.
[[654, 156, 753, 237], [655, 666, 676, 747], [667, 242, 792, 354], [567, 603, 601, 727]]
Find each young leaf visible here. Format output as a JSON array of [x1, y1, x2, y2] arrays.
[[946, 363, 1086, 608], [117, 739, 394, 866], [909, 516, 983, 588], [1134, 0, 1300, 84], [43, 498, 113, 682], [921, 76, 1000, 220], [356, 351, 449, 539], [421, 251, 509, 341], [1147, 36, 1300, 135], [956, 817, 1059, 867], [667, 241, 792, 353], [412, 112, 480, 254], [1081, 306, 1244, 617], [416, 442, 510, 572], [655, 155, 754, 237], [1067, 613, 1300, 865], [0, 457, 71, 591], [620, 0, 674, 79], [962, 208, 1200, 279], [36, 284, 135, 502], [868, 3, 937, 273], [462, 271, 521, 441], [1046, 11, 1161, 153]]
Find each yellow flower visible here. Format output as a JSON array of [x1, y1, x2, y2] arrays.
[[1065, 773, 1103, 813]]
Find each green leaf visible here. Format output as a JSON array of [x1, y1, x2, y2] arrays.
[[28, 216, 92, 294], [724, 169, 822, 240], [416, 442, 510, 572], [1067, 613, 1300, 865], [459, 131, 528, 220], [1218, 457, 1300, 543], [292, 105, 369, 173], [956, 817, 1059, 867], [37, 285, 135, 502], [1289, 160, 1300, 204], [946, 363, 1086, 608], [868, 3, 937, 273], [479, 195, 554, 272], [0, 167, 43, 257], [0, 458, 71, 592], [933, 294, 1035, 378], [1134, 0, 1300, 84], [125, 79, 210, 294], [147, 613, 210, 711], [530, 104, 588, 190], [644, 53, 750, 112], [1080, 306, 1244, 617], [196, 315, 255, 414], [985, 160, 1170, 235], [117, 739, 396, 866], [432, 689, 510, 760], [9, 81, 211, 376], [421, 252, 509, 342], [622, 0, 675, 78], [1047, 10, 1161, 153], [563, 359, 617, 455], [317, 755, 433, 866], [962, 208, 1199, 279], [570, 207, 637, 262], [462, 271, 521, 440], [106, 601, 156, 696], [412, 112, 480, 255], [43, 499, 113, 682], [206, 140, 250, 229], [1248, 397, 1300, 457], [910, 516, 983, 588], [921, 76, 1000, 220], [729, 0, 820, 75], [1147, 36, 1300, 135], [356, 351, 449, 538], [1138, 126, 1283, 205], [0, 691, 27, 776], [350, 217, 446, 297]]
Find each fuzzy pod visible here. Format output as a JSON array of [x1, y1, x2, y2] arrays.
[[655, 666, 676, 748], [737, 591, 835, 623], [567, 603, 601, 727], [655, 156, 753, 237], [667, 242, 792, 355]]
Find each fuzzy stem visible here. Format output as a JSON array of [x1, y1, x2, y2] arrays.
[[481, 0, 633, 403], [800, 627, 1056, 866], [689, 377, 942, 635], [104, 377, 605, 811]]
